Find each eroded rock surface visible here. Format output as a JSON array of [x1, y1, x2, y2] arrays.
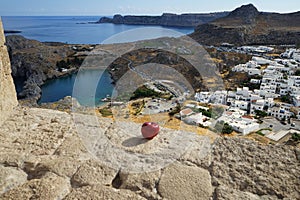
[[0, 19, 18, 126], [211, 137, 300, 199], [0, 107, 299, 199], [0, 107, 212, 199]]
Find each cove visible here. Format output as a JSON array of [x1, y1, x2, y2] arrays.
[[38, 69, 114, 106]]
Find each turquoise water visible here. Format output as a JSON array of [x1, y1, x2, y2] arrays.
[[39, 69, 114, 106], [2, 16, 194, 106]]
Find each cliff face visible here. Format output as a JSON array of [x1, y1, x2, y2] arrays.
[[6, 35, 78, 104], [0, 19, 18, 126], [190, 4, 300, 45], [98, 12, 229, 27]]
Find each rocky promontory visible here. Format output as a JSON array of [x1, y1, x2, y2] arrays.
[[97, 12, 229, 27], [6, 35, 88, 105], [190, 4, 300, 45]]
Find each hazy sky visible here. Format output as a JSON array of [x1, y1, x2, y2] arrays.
[[1, 0, 299, 16]]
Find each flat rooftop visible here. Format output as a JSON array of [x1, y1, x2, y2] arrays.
[[266, 129, 300, 141]]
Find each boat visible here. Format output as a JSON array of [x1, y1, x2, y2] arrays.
[[101, 94, 111, 102]]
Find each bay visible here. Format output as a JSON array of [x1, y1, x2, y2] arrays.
[[2, 16, 194, 106], [2, 16, 194, 44], [39, 69, 114, 106]]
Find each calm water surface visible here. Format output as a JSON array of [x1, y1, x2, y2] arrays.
[[2, 16, 194, 106]]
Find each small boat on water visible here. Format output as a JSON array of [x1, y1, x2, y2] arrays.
[[101, 94, 111, 102]]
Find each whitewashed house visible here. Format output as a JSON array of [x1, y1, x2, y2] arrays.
[[267, 103, 292, 120], [250, 99, 265, 115], [293, 95, 300, 107]]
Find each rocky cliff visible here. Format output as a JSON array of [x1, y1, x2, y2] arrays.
[[97, 12, 229, 27], [0, 18, 18, 126], [190, 4, 300, 45], [6, 35, 82, 105]]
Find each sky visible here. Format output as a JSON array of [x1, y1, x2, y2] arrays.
[[0, 0, 299, 16]]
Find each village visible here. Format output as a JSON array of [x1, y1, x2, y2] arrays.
[[101, 45, 300, 143], [179, 46, 300, 142]]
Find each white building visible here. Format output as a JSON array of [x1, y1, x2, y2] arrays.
[[218, 111, 259, 135], [194, 92, 210, 103], [184, 113, 211, 127], [293, 95, 300, 107], [267, 103, 292, 120], [250, 99, 265, 115]]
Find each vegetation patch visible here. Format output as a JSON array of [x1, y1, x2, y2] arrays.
[[56, 57, 84, 71], [213, 121, 233, 134], [168, 104, 181, 116], [256, 128, 272, 136], [131, 100, 145, 115], [99, 107, 113, 117], [254, 110, 268, 119], [130, 85, 167, 100]]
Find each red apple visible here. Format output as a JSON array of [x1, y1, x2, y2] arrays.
[[141, 122, 160, 139]]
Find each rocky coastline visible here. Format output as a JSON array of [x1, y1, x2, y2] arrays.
[[97, 12, 229, 27], [6, 35, 88, 105]]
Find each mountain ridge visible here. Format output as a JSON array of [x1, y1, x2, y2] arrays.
[[190, 4, 300, 45], [96, 12, 229, 27]]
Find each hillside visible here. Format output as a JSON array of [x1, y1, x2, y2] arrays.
[[190, 4, 300, 45], [97, 12, 229, 27]]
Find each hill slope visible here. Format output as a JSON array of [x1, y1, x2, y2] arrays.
[[97, 12, 229, 27], [190, 4, 300, 45]]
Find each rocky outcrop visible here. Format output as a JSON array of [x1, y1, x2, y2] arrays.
[[190, 4, 300, 45], [0, 19, 18, 126], [211, 137, 300, 199], [97, 12, 229, 27], [6, 35, 80, 104], [0, 106, 299, 199]]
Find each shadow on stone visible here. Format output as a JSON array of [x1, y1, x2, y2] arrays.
[[122, 137, 149, 147]]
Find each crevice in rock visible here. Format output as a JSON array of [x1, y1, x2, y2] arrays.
[[207, 151, 218, 200], [111, 169, 122, 189], [22, 162, 64, 181], [69, 165, 88, 188], [154, 168, 164, 198], [22, 162, 48, 180]]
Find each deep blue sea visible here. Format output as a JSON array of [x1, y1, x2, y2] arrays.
[[2, 16, 194, 44], [1, 16, 194, 106]]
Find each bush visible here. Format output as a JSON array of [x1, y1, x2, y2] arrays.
[[291, 133, 300, 142], [199, 108, 212, 118], [254, 110, 268, 118], [222, 123, 233, 134], [280, 94, 292, 104], [169, 104, 181, 116], [130, 86, 163, 100], [99, 107, 113, 117], [214, 121, 233, 134]]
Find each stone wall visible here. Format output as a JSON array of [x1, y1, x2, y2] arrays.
[[0, 18, 18, 126]]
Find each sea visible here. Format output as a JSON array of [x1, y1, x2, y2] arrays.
[[2, 16, 194, 106]]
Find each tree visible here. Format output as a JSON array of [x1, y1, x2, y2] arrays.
[[291, 132, 300, 142], [199, 108, 212, 118], [222, 123, 233, 134], [214, 121, 233, 134], [254, 110, 268, 118], [295, 69, 300, 76], [280, 94, 292, 104]]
